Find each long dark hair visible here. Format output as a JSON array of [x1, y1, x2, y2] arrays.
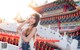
[[32, 13, 40, 27], [25, 13, 40, 35]]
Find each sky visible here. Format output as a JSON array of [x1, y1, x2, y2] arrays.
[[0, 0, 35, 23], [0, 0, 79, 23], [0, 0, 56, 23]]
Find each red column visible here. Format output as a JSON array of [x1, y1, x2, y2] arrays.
[[58, 19, 61, 29]]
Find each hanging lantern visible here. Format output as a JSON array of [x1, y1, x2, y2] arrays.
[[42, 18, 43, 21], [60, 15, 62, 19], [69, 14, 70, 18], [74, 13, 76, 17], [16, 38, 18, 46], [13, 38, 15, 45], [8, 35, 11, 44], [62, 15, 63, 19], [77, 11, 79, 16], [48, 17, 50, 20], [2, 33, 4, 41], [73, 13, 75, 17], [57, 16, 59, 20], [6, 34, 8, 42], [72, 13, 74, 17], [36, 41, 39, 50], [43, 18, 45, 21], [58, 16, 60, 20], [0, 33, 1, 41], [66, 14, 68, 18], [42, 18, 44, 21], [78, 11, 79, 14], [51, 47, 54, 50], [55, 16, 57, 20], [44, 44, 48, 50], [10, 35, 13, 44], [59, 16, 61, 19], [4, 35, 6, 42], [46, 18, 48, 21], [75, 12, 77, 16], [65, 14, 69, 18], [49, 17, 51, 20], [37, 41, 41, 50], [69, 14, 71, 17], [50, 17, 52, 20], [63, 15, 65, 18], [13, 36, 15, 45], [40, 42, 45, 50], [70, 13, 72, 17], [48, 46, 51, 50], [40, 17, 42, 20], [59, 15, 61, 19], [68, 14, 69, 18], [79, 10, 80, 13]]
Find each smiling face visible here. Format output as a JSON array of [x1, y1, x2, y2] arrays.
[[28, 13, 40, 27], [29, 15, 36, 26]]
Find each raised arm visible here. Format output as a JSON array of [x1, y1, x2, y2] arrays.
[[17, 19, 29, 30]]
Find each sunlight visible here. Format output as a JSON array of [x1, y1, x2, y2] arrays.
[[0, 0, 35, 23], [0, 0, 56, 23], [32, 0, 56, 6]]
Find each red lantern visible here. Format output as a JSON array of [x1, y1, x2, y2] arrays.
[[48, 46, 51, 50], [55, 16, 57, 20], [40, 42, 45, 50], [69, 14, 70, 17], [66, 14, 68, 18], [68, 14, 69, 18], [61, 15, 63, 19], [72, 13, 73, 17], [8, 35, 12, 44], [51, 47, 54, 50], [59, 16, 61, 19], [70, 13, 72, 17], [74, 13, 76, 17], [43, 18, 44, 21], [9, 36, 12, 44], [59, 16, 61, 20], [0, 33, 2, 41], [50, 17, 52, 20], [79, 11, 80, 14], [77, 11, 79, 16], [57, 16, 58, 20], [48, 17, 50, 20], [73, 13, 75, 17], [44, 44, 48, 50]]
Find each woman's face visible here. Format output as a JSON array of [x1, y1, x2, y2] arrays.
[[29, 15, 36, 25]]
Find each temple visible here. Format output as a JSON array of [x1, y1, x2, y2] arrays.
[[30, 0, 80, 50], [30, 0, 80, 32]]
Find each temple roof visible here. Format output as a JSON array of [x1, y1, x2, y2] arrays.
[[41, 9, 78, 18], [30, 1, 76, 14], [30, 2, 58, 13]]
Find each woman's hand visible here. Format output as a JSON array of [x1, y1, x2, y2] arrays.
[[17, 18, 29, 31], [17, 26, 22, 31], [25, 18, 30, 23]]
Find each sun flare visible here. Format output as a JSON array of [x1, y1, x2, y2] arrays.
[[0, 0, 55, 23], [0, 0, 36, 23]]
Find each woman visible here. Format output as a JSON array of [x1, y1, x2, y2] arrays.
[[17, 13, 40, 50]]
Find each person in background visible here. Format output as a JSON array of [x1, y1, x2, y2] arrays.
[[17, 13, 40, 50]]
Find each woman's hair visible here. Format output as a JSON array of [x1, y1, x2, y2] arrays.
[[31, 13, 40, 27]]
